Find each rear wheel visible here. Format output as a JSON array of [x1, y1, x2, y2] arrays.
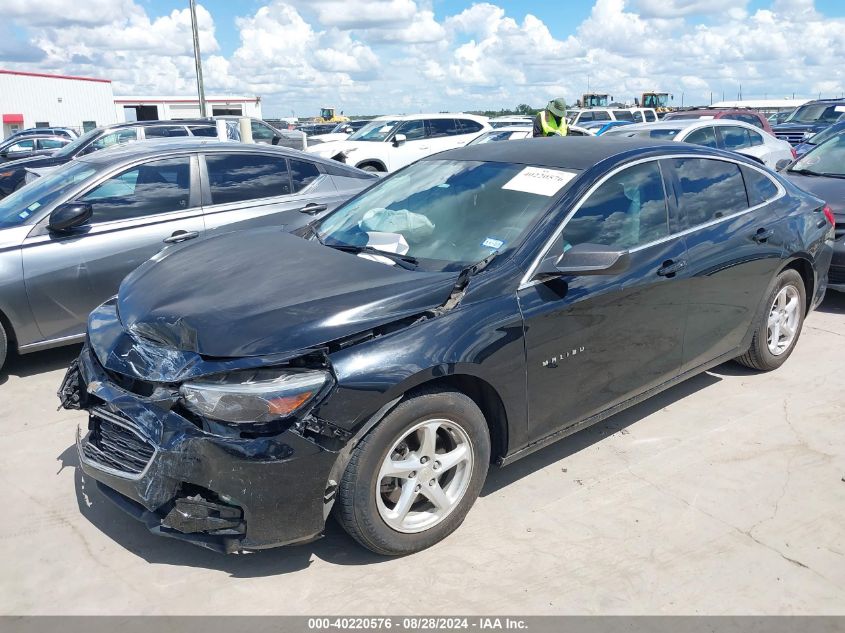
[[357, 163, 383, 173], [335, 390, 490, 555], [735, 269, 805, 371]]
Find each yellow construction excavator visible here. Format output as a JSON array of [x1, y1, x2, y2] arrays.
[[639, 92, 674, 113]]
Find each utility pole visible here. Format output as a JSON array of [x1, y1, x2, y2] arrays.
[[189, 0, 207, 117]]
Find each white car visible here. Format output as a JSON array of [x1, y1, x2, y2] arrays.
[[603, 119, 795, 169], [628, 107, 659, 123], [306, 114, 490, 172], [467, 126, 532, 144], [567, 108, 639, 126]]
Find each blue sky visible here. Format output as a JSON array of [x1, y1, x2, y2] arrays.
[[3, 0, 845, 117]]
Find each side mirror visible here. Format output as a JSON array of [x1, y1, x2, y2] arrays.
[[48, 203, 93, 232], [775, 159, 792, 172], [533, 243, 630, 280], [393, 133, 407, 146]]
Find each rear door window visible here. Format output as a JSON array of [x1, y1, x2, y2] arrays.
[[671, 158, 749, 227], [594, 111, 611, 121], [457, 119, 484, 134], [188, 126, 219, 137], [79, 156, 192, 222], [427, 119, 461, 138], [612, 110, 635, 121], [205, 153, 291, 205], [684, 126, 718, 148], [37, 138, 67, 149], [145, 126, 189, 138], [719, 126, 752, 150], [562, 161, 669, 250]]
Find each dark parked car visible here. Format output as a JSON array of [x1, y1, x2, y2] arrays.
[[781, 130, 845, 291], [0, 134, 70, 162], [792, 118, 845, 157], [60, 138, 833, 556], [6, 126, 78, 141], [0, 120, 220, 199], [0, 140, 377, 369], [663, 108, 774, 134], [772, 99, 845, 145]]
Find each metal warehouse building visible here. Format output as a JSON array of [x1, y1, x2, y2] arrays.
[[115, 95, 262, 122], [0, 69, 118, 139]]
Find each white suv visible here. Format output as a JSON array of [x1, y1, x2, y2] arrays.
[[306, 113, 490, 172]]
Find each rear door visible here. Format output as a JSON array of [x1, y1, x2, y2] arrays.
[[666, 157, 786, 372], [22, 154, 204, 342], [519, 159, 690, 442], [200, 152, 345, 234]]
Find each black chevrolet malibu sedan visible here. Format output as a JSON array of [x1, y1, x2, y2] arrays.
[[60, 138, 834, 556]]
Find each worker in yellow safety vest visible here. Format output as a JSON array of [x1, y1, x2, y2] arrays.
[[533, 98, 568, 137]]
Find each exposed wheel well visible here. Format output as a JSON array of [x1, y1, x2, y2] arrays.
[[405, 375, 508, 463], [355, 160, 386, 172], [781, 258, 814, 312]]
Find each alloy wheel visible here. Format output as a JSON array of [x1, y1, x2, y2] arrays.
[[767, 284, 800, 356], [375, 418, 474, 533]]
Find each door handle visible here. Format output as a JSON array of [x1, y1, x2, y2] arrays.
[[163, 230, 199, 244], [657, 259, 687, 277], [299, 203, 328, 215], [752, 228, 774, 243]]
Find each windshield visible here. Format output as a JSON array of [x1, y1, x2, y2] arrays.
[[347, 120, 401, 142], [790, 133, 845, 177], [468, 130, 528, 145], [786, 104, 845, 125], [604, 127, 681, 140], [806, 123, 844, 146], [52, 127, 101, 158], [0, 161, 98, 228], [316, 159, 578, 272]]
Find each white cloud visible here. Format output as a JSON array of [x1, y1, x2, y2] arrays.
[[0, 0, 843, 117]]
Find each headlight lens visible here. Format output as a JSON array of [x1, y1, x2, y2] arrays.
[[180, 368, 329, 424]]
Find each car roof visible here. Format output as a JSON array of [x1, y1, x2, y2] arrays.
[[371, 113, 489, 122], [434, 136, 679, 170], [74, 139, 345, 169], [483, 125, 532, 132]]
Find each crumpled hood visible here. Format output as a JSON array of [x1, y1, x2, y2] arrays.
[[783, 172, 845, 216], [117, 227, 456, 358]]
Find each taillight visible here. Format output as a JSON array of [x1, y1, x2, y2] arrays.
[[790, 147, 797, 160], [823, 205, 835, 226]]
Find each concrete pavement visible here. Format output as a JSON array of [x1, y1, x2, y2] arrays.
[[1, 292, 843, 615]]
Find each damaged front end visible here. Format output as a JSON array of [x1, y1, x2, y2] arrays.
[[60, 300, 350, 553]]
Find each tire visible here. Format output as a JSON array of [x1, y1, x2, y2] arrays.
[[735, 269, 806, 371], [358, 164, 382, 173], [335, 389, 490, 555]]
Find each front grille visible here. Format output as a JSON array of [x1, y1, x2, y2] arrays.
[[775, 132, 805, 146], [830, 268, 845, 286], [82, 408, 155, 476]]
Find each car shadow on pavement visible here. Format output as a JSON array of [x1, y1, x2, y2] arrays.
[[482, 369, 721, 496], [816, 290, 845, 315], [0, 344, 82, 386]]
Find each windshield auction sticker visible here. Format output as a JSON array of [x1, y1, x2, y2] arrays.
[[502, 167, 576, 196]]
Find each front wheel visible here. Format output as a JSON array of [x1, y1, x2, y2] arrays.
[[735, 269, 806, 371], [335, 390, 490, 555], [0, 320, 6, 372]]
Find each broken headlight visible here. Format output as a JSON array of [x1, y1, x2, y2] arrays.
[[179, 368, 329, 424]]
